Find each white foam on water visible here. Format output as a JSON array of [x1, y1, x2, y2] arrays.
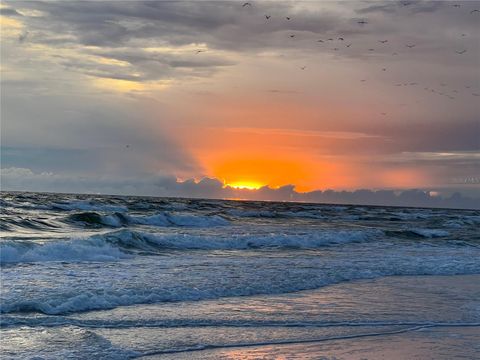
[[0, 238, 131, 264]]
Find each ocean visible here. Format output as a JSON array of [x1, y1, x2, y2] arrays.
[[1, 191, 479, 359]]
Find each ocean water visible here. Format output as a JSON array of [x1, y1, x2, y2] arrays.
[[1, 191, 479, 359]]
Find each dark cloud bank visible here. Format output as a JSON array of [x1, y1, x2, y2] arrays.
[[2, 168, 478, 209]]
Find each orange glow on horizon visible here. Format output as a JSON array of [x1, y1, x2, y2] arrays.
[[161, 94, 436, 191], [210, 156, 317, 192], [225, 181, 265, 190]]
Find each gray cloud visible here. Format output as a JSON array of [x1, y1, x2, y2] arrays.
[[2, 167, 478, 209], [1, 1, 479, 202], [0, 7, 22, 16]]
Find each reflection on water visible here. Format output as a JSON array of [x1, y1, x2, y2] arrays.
[[1, 192, 479, 358]]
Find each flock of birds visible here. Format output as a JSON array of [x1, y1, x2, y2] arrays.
[[196, 2, 480, 102], [200, 1, 480, 114]]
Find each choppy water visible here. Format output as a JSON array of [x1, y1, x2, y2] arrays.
[[1, 192, 479, 359]]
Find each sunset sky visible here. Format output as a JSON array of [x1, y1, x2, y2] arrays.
[[1, 1, 479, 204]]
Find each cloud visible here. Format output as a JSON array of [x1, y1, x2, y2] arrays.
[[1, 1, 479, 198], [2, 167, 478, 209], [0, 7, 22, 16]]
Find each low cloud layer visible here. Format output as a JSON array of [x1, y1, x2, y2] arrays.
[[2, 167, 478, 209]]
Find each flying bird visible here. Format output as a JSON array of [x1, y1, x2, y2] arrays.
[[242, 2, 251, 7], [382, 68, 387, 71], [455, 50, 467, 54], [338, 37, 344, 41], [289, 34, 295, 38], [402, 2, 411, 6], [470, 9, 479, 14], [18, 31, 29, 43], [452, 4, 461, 7], [360, 79, 367, 82], [357, 20, 368, 24], [406, 44, 416, 48], [368, 48, 375, 51], [346, 44, 352, 47], [265, 15, 271, 19], [286, 17, 291, 20], [195, 49, 205, 54], [125, 144, 130, 149], [327, 38, 334, 41], [379, 40, 388, 43], [300, 66, 306, 70], [317, 39, 324, 42]]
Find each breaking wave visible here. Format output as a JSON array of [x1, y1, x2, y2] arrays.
[[0, 228, 380, 264], [64, 211, 230, 228]]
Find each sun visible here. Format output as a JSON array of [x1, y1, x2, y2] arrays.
[[224, 181, 264, 190]]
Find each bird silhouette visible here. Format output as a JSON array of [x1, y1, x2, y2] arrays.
[[327, 38, 334, 41], [406, 44, 416, 48], [289, 34, 295, 38], [360, 79, 367, 82], [300, 66, 306, 70], [242, 2, 251, 7], [357, 20, 368, 25], [346, 44, 352, 47], [18, 31, 29, 43], [195, 50, 205, 54], [286, 17, 291, 20], [379, 40, 388, 43], [368, 48, 375, 51], [452, 4, 461, 7], [317, 39, 324, 42], [455, 50, 467, 54], [338, 37, 344, 41], [470, 9, 479, 14], [265, 15, 271, 19]]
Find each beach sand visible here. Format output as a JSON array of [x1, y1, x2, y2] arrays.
[[124, 274, 479, 359], [148, 326, 479, 359]]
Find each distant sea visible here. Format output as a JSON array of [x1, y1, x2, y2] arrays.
[[1, 192, 479, 359]]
